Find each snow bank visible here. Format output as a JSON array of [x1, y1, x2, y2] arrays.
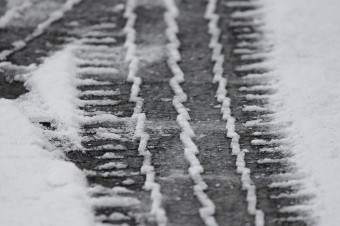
[[263, 0, 340, 225], [0, 99, 94, 226]]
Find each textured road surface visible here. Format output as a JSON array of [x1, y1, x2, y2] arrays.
[[0, 0, 310, 225]]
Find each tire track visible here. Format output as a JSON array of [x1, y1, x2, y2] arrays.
[[164, 0, 218, 225], [134, 3, 203, 226], [172, 0, 255, 225], [123, 1, 167, 224], [68, 1, 169, 225]]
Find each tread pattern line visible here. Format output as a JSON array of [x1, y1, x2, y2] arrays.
[[205, 0, 265, 225], [163, 0, 218, 225], [124, 1, 167, 225]]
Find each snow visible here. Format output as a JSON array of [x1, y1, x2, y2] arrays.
[[257, 159, 284, 164], [245, 94, 270, 101], [96, 162, 128, 170], [235, 62, 270, 72], [80, 99, 120, 107], [18, 45, 82, 148], [224, 1, 262, 8], [76, 45, 118, 52], [97, 152, 124, 159], [79, 90, 120, 97], [85, 133, 127, 142], [239, 85, 272, 92], [0, 35, 99, 225], [242, 105, 267, 112], [87, 144, 127, 151], [2, 0, 338, 224], [259, 147, 288, 153], [0, 99, 94, 226], [76, 58, 116, 67], [134, 113, 167, 225], [77, 67, 119, 75], [88, 185, 134, 195], [122, 178, 135, 185], [76, 78, 112, 86], [96, 212, 131, 221], [251, 139, 283, 146], [80, 37, 117, 44], [81, 114, 120, 124], [262, 0, 340, 225], [268, 180, 303, 189], [84, 170, 127, 178], [270, 191, 310, 200], [90, 196, 140, 208], [89, 23, 117, 30]]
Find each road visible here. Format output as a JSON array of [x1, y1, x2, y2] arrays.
[[0, 0, 310, 225]]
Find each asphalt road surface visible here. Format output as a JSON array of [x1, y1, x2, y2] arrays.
[[0, 0, 310, 225]]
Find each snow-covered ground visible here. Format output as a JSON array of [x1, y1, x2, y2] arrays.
[[0, 46, 94, 226], [263, 0, 340, 225]]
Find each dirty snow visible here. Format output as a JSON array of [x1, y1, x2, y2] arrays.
[[263, 0, 340, 225]]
